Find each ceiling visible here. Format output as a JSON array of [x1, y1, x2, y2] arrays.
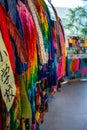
[[51, 0, 87, 8]]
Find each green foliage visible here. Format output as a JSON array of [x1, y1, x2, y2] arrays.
[[62, 6, 87, 36]]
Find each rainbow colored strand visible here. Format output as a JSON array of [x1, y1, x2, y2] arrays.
[[39, 0, 50, 16], [58, 19, 66, 79], [39, 0, 58, 85], [17, 0, 38, 89], [0, 3, 15, 73], [17, 1, 38, 128], [33, 0, 49, 53], [26, 0, 48, 65], [49, 1, 62, 58]]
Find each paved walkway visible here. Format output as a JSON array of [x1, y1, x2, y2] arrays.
[[40, 81, 87, 130]]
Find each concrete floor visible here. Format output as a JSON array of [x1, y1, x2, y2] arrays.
[[40, 81, 87, 130]]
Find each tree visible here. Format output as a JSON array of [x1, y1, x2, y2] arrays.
[[62, 6, 87, 36]]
